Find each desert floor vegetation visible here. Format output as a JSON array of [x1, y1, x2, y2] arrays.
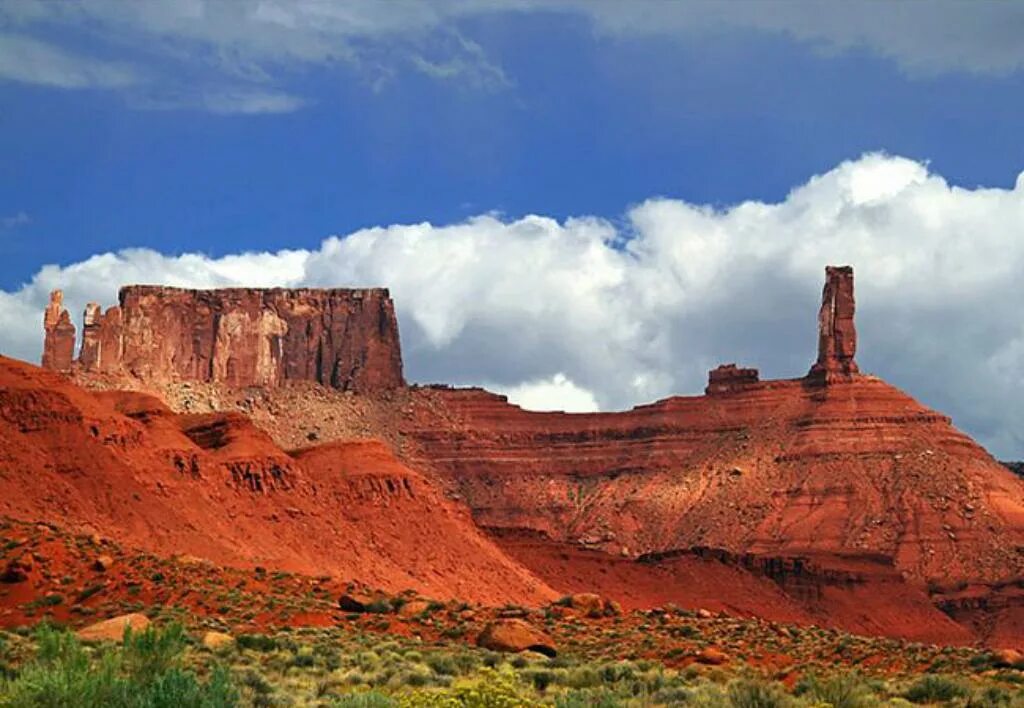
[[2, 622, 1024, 707]]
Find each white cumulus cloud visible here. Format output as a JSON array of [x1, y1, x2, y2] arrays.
[[497, 374, 600, 414], [2, 153, 1024, 457]]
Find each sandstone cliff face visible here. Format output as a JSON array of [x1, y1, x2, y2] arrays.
[[42, 286, 404, 392]]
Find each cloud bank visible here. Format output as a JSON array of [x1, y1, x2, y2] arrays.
[[2, 153, 1023, 456]]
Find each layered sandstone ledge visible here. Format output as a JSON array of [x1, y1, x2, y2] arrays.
[[42, 286, 404, 393]]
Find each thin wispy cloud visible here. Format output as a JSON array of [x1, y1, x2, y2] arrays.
[[0, 212, 30, 229], [0, 33, 138, 89], [4, 1, 1024, 114]]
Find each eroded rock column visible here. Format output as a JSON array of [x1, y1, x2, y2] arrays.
[[41, 290, 76, 372], [809, 265, 859, 381]]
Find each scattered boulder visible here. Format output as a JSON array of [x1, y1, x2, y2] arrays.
[[568, 593, 604, 617], [477, 619, 557, 657], [695, 647, 729, 665], [993, 648, 1024, 668], [1, 556, 33, 583], [177, 554, 213, 568], [398, 600, 432, 618], [93, 555, 114, 572], [77, 613, 150, 642], [202, 631, 235, 650], [339, 592, 391, 614], [497, 605, 531, 619], [548, 605, 573, 620], [338, 592, 371, 612], [563, 593, 622, 618]]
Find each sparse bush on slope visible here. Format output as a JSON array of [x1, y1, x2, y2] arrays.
[[0, 623, 237, 708]]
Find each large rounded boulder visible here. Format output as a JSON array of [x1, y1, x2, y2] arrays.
[[476, 619, 556, 657]]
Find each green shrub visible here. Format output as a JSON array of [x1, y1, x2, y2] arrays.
[[366, 599, 394, 615], [0, 623, 237, 708], [904, 675, 968, 704], [553, 687, 622, 707], [398, 667, 532, 707], [523, 667, 555, 692], [425, 653, 460, 677], [236, 634, 279, 652], [728, 678, 791, 708], [966, 685, 1012, 708], [121, 622, 188, 682], [796, 672, 877, 708], [331, 691, 397, 707]]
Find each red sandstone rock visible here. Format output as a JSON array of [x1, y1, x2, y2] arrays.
[[0, 356, 557, 607], [706, 364, 759, 395], [18, 265, 1024, 646], [400, 265, 1024, 595], [567, 592, 604, 617], [43, 286, 405, 393], [76, 613, 150, 642], [79, 303, 122, 374], [41, 290, 76, 372], [338, 591, 380, 613], [0, 556, 32, 583], [695, 647, 729, 665], [809, 265, 859, 380], [476, 618, 557, 656]]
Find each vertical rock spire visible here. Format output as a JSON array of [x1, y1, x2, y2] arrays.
[[41, 290, 76, 372], [809, 265, 859, 381]]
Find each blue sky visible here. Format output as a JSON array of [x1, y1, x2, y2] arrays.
[[3, 3, 1024, 289], [2, 2, 1024, 456]]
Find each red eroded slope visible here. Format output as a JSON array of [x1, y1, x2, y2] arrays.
[[493, 532, 972, 644], [402, 376, 1024, 589], [0, 355, 555, 605]]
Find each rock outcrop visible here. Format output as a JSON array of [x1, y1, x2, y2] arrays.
[[476, 619, 557, 656], [78, 302, 123, 374], [41, 286, 405, 393], [76, 613, 151, 643], [401, 266, 1024, 590], [808, 265, 859, 381], [41, 290, 76, 373], [705, 364, 759, 395]]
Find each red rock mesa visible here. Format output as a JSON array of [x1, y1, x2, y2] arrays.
[[41, 286, 404, 392]]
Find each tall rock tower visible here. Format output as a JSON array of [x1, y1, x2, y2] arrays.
[[808, 265, 859, 382], [41, 290, 76, 373]]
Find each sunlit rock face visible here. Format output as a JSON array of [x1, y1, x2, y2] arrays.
[[41, 286, 404, 393], [809, 265, 859, 382]]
